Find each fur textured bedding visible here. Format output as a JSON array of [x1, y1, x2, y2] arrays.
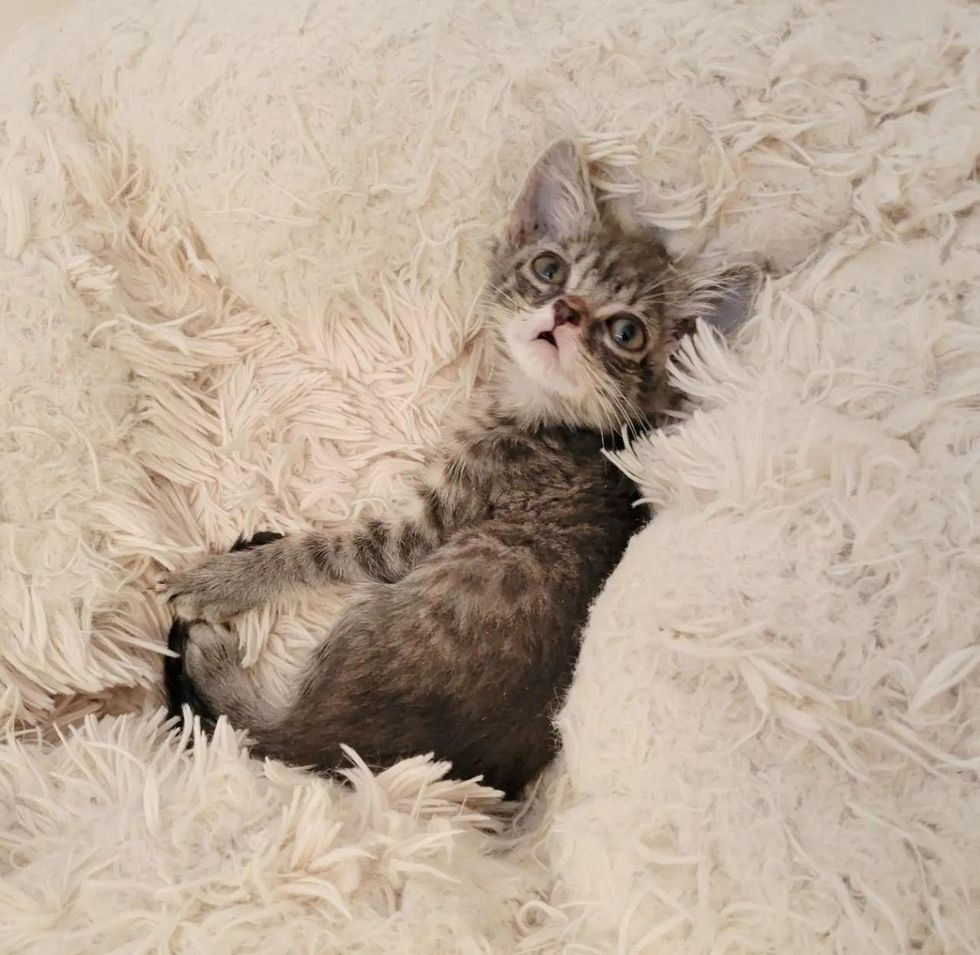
[[1, 0, 979, 951]]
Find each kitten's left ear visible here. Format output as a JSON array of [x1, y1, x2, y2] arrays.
[[505, 139, 598, 248], [691, 265, 761, 336]]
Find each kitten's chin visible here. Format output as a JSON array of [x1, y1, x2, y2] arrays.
[[491, 357, 603, 431], [491, 318, 614, 431]]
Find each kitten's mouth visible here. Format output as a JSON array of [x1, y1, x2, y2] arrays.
[[536, 330, 557, 348]]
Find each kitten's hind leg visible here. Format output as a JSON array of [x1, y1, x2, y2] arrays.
[[163, 532, 287, 731], [168, 619, 286, 738]]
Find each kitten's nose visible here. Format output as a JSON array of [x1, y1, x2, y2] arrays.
[[553, 296, 588, 327]]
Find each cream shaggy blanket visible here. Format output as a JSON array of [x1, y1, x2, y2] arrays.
[[1, 0, 979, 951]]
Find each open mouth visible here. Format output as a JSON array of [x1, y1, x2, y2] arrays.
[[536, 330, 557, 348]]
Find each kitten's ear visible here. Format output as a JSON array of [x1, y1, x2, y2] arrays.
[[691, 265, 761, 336], [506, 139, 598, 248]]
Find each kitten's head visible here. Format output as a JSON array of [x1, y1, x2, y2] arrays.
[[485, 139, 757, 432]]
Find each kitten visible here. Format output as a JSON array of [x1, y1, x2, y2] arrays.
[[162, 140, 756, 798]]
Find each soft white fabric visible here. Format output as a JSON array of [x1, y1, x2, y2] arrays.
[[1, 0, 978, 951]]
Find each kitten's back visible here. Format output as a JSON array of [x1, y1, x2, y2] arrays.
[[255, 425, 643, 796]]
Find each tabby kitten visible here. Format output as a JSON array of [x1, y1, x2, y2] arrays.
[[163, 140, 756, 798]]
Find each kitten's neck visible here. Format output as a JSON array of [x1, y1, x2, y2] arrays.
[[482, 363, 589, 433]]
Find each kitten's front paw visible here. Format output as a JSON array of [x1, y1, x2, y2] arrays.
[[160, 552, 262, 623]]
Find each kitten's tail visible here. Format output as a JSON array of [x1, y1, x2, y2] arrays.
[[164, 616, 218, 730]]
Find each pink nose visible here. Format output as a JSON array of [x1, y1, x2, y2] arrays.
[[554, 296, 589, 327]]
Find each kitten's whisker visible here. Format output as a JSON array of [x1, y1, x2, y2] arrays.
[[486, 283, 526, 313], [594, 370, 652, 445], [592, 375, 626, 437], [581, 362, 630, 441]]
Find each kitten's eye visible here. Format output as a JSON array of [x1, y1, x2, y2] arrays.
[[607, 315, 646, 352], [530, 253, 567, 285]]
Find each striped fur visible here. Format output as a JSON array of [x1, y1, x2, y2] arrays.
[[164, 140, 756, 797]]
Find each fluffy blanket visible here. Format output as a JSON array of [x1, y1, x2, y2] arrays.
[[1, 0, 978, 951]]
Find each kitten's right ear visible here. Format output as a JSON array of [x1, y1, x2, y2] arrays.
[[505, 139, 598, 248], [690, 265, 761, 337]]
